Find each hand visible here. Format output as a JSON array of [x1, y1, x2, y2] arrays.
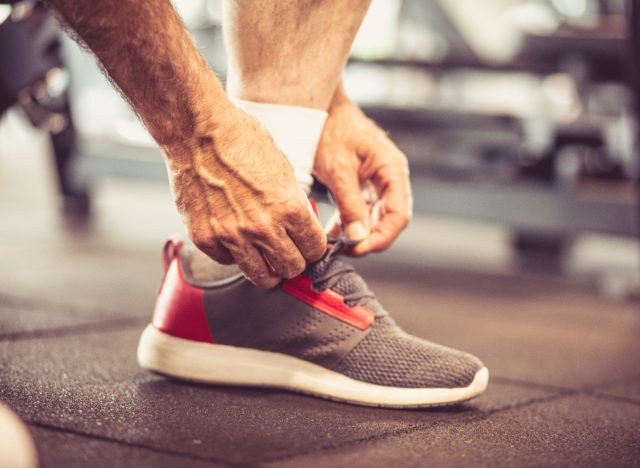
[[165, 103, 327, 288], [313, 87, 412, 256], [46, 0, 326, 288]]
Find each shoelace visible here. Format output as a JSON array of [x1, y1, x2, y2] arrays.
[[309, 236, 376, 307]]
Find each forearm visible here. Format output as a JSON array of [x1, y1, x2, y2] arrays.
[[47, 0, 230, 162], [46, 0, 327, 285]]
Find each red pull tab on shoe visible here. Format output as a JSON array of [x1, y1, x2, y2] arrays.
[[309, 198, 318, 218], [162, 234, 184, 272], [282, 275, 374, 330]]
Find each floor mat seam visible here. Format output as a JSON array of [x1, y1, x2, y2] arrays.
[[0, 318, 146, 341], [28, 421, 234, 467], [258, 389, 575, 465]]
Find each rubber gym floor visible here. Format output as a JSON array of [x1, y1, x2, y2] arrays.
[[1, 143, 639, 467]]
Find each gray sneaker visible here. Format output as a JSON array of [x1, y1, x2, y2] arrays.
[[137, 235, 489, 408]]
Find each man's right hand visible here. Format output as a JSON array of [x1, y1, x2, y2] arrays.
[[44, 0, 325, 286], [165, 105, 327, 288]]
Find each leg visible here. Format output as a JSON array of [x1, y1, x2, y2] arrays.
[[221, 0, 371, 195], [138, 1, 487, 408], [223, 0, 371, 110]]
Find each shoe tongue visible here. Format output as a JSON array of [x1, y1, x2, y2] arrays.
[[307, 252, 386, 316]]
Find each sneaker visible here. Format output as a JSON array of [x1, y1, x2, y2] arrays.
[[137, 235, 489, 408]]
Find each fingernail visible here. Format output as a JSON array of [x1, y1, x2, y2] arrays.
[[346, 221, 368, 241]]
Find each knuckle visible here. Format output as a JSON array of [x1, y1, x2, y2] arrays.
[[284, 258, 306, 279], [239, 215, 274, 240], [238, 259, 278, 289], [396, 151, 409, 165], [265, 278, 281, 289], [191, 233, 213, 251], [193, 240, 229, 263], [247, 274, 263, 287], [284, 203, 308, 224], [208, 252, 226, 263], [251, 221, 272, 239], [283, 211, 301, 226], [390, 153, 409, 172], [213, 225, 238, 246], [214, 249, 234, 265], [252, 274, 279, 289], [241, 266, 261, 284], [305, 239, 327, 262], [399, 212, 411, 227]]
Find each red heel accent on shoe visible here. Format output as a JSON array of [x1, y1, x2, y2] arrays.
[[152, 236, 214, 343]]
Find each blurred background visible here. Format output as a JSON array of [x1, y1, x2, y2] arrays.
[[0, 0, 638, 301], [2, 3, 640, 466]]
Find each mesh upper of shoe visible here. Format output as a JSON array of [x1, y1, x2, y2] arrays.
[[307, 245, 483, 389], [333, 316, 483, 388]]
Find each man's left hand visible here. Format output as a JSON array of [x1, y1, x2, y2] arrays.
[[313, 86, 412, 256]]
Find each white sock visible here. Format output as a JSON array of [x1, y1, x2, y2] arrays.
[[231, 99, 327, 194]]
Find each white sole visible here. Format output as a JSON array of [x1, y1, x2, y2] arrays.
[[137, 325, 489, 408]]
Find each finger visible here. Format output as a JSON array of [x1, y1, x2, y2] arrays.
[[286, 205, 327, 263], [259, 232, 307, 279], [353, 172, 411, 256], [189, 224, 235, 265], [352, 211, 410, 255], [328, 171, 371, 242], [196, 241, 235, 265], [231, 244, 281, 289]]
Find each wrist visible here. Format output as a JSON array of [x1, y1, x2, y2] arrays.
[[330, 83, 352, 109], [158, 83, 236, 168]]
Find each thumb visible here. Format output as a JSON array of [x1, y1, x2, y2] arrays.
[[329, 174, 371, 242]]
